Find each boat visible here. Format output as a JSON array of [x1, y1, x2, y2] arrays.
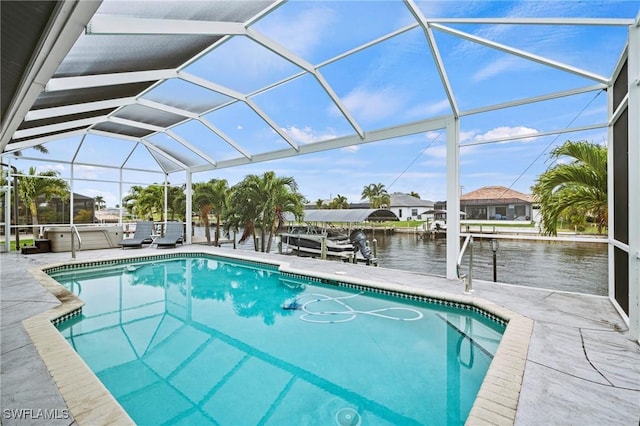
[[279, 226, 378, 264], [279, 225, 355, 259]]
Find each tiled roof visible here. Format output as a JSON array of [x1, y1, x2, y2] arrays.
[[461, 186, 532, 203]]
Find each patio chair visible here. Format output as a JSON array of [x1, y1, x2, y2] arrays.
[[155, 222, 184, 248], [119, 221, 154, 249]]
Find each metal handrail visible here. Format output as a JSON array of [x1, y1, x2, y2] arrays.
[[70, 224, 82, 259], [457, 234, 474, 293]]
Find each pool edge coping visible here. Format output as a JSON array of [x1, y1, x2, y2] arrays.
[[28, 250, 533, 426], [24, 267, 135, 426]]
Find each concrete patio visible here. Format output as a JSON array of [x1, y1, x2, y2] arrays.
[[1, 246, 638, 425]]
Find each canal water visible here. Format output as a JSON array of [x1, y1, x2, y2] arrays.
[[197, 228, 608, 296], [369, 232, 608, 296]]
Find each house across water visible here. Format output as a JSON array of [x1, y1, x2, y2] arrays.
[[435, 186, 535, 222]]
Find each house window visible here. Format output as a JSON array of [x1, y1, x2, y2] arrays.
[[411, 208, 418, 217], [495, 206, 507, 219], [515, 205, 526, 218], [398, 209, 402, 218], [468, 207, 486, 220]]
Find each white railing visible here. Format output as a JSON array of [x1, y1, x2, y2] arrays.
[[457, 234, 474, 293], [70, 224, 82, 259]]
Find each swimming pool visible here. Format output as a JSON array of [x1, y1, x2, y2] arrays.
[[50, 254, 505, 425]]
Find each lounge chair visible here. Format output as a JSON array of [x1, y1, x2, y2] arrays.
[[155, 222, 184, 248], [119, 221, 154, 249]]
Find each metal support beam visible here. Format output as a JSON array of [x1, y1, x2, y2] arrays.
[[24, 97, 136, 121], [164, 175, 169, 228], [430, 23, 610, 84], [178, 72, 244, 100], [246, 28, 364, 139], [119, 168, 123, 224], [627, 21, 640, 341], [189, 115, 449, 173], [446, 117, 461, 280], [3, 129, 87, 154], [245, 99, 300, 151], [70, 166, 75, 226], [461, 123, 607, 147], [2, 164, 11, 252], [427, 17, 635, 26], [460, 84, 607, 117], [165, 130, 218, 168], [107, 116, 165, 133], [199, 118, 252, 159], [86, 15, 246, 35], [12, 116, 108, 140], [45, 69, 177, 92], [607, 56, 616, 314], [185, 170, 192, 245], [405, 0, 460, 117]]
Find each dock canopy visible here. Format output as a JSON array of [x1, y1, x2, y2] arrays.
[[285, 209, 399, 224]]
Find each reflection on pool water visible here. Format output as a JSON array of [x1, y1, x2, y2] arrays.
[[51, 255, 505, 426]]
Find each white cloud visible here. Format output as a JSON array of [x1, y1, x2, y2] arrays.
[[283, 125, 338, 144], [459, 130, 477, 142], [341, 86, 407, 123], [341, 145, 360, 153], [406, 99, 452, 118], [74, 165, 99, 180], [472, 56, 525, 83], [464, 126, 539, 144], [259, 6, 336, 58], [424, 145, 446, 159]]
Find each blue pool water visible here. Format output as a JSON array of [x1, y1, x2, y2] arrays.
[[51, 255, 505, 426]]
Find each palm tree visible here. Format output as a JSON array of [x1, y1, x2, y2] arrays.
[[329, 194, 349, 209], [167, 185, 186, 221], [361, 183, 390, 208], [227, 171, 304, 252], [17, 167, 69, 226], [531, 140, 607, 235], [409, 191, 420, 199], [140, 185, 165, 220], [314, 198, 325, 209], [94, 196, 106, 210], [193, 179, 228, 246], [123, 185, 144, 218], [123, 184, 165, 221], [361, 183, 377, 206]]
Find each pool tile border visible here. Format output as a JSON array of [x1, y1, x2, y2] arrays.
[[29, 249, 533, 426], [24, 268, 135, 425], [280, 270, 508, 327]]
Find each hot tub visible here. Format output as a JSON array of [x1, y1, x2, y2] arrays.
[[44, 226, 123, 252]]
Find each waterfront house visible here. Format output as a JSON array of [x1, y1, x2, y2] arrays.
[[460, 186, 534, 221], [338, 192, 435, 222], [388, 192, 435, 221], [348, 192, 435, 221]]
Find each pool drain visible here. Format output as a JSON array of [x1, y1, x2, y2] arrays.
[[335, 408, 360, 426]]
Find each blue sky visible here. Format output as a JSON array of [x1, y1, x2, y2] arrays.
[[10, 0, 639, 208]]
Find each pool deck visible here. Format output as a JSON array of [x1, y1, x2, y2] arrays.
[[1, 245, 638, 425]]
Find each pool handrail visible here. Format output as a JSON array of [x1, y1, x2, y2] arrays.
[[70, 224, 82, 259], [457, 234, 474, 293]]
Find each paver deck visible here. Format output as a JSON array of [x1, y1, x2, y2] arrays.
[[1, 246, 638, 425]]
